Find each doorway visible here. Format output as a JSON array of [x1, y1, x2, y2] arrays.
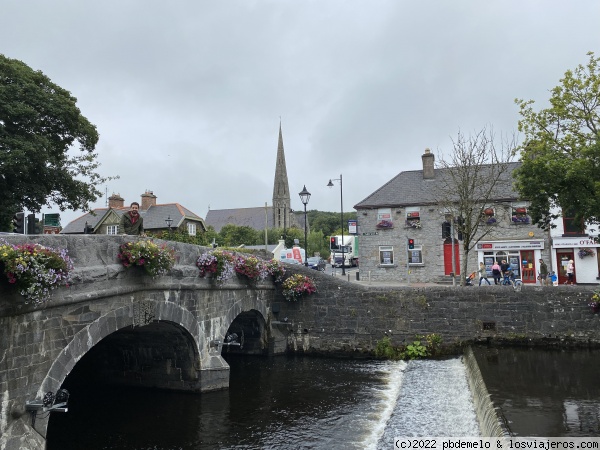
[[556, 250, 575, 284], [520, 250, 536, 284], [443, 239, 460, 276]]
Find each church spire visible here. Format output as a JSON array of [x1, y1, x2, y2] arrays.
[[272, 121, 291, 230]]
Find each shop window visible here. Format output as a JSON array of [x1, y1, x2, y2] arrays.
[[511, 205, 530, 224], [408, 245, 423, 265], [379, 246, 394, 266], [481, 207, 497, 225]]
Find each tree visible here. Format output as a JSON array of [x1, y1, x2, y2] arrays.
[[435, 128, 517, 285], [514, 52, 600, 229], [219, 224, 260, 247], [0, 54, 115, 230]]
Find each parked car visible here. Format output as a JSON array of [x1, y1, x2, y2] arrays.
[[307, 257, 326, 271]]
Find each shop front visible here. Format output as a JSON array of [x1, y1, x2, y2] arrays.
[[476, 239, 545, 284], [552, 236, 600, 285]]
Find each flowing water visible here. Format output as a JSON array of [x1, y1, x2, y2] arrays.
[[47, 355, 479, 449]]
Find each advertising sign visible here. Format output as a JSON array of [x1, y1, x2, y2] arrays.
[[348, 220, 357, 234]]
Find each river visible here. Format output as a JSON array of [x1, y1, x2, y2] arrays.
[[46, 348, 600, 449]]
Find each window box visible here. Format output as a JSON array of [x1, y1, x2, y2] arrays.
[[376, 220, 394, 229], [405, 219, 421, 229]]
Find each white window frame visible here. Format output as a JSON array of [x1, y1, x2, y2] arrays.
[[187, 222, 197, 236], [379, 246, 395, 266], [106, 225, 118, 235], [408, 245, 424, 265]]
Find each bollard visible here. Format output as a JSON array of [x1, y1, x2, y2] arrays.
[[356, 271, 360, 281]]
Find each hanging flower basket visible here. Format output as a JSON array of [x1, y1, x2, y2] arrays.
[[515, 207, 527, 214], [484, 208, 494, 216], [376, 220, 394, 229], [578, 248, 596, 259], [281, 273, 317, 301], [118, 240, 175, 278], [0, 240, 74, 303]]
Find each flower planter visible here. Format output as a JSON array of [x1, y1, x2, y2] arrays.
[[484, 208, 494, 216], [515, 207, 527, 214]]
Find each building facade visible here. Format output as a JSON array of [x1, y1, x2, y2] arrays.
[[354, 150, 550, 284]]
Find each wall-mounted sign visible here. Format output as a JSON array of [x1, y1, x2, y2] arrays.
[[348, 220, 357, 234]]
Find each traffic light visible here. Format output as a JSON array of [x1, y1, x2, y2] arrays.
[[408, 238, 415, 249], [330, 236, 339, 250], [12, 212, 25, 234], [27, 214, 36, 235]]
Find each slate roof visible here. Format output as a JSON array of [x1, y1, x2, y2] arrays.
[[61, 203, 206, 234], [205, 207, 303, 233], [354, 162, 522, 209]]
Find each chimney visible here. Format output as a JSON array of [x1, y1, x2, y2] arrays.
[[108, 193, 124, 209], [422, 148, 435, 179], [140, 190, 157, 210]]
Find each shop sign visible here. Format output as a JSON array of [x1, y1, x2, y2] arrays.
[[477, 240, 544, 250], [553, 237, 599, 248]]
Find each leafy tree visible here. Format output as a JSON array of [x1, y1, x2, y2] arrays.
[[514, 52, 600, 229], [219, 224, 260, 247], [435, 128, 517, 285], [0, 54, 115, 230]]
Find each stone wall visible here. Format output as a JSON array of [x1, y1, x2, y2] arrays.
[[274, 267, 600, 355]]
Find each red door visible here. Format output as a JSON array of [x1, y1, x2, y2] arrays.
[[557, 250, 575, 284], [520, 250, 536, 283], [443, 241, 460, 275]]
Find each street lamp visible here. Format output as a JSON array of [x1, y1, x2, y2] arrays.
[[327, 174, 345, 276], [298, 185, 311, 266], [165, 215, 173, 234]]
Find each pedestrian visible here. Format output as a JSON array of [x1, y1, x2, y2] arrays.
[[120, 202, 144, 235], [500, 260, 511, 277], [491, 261, 502, 285], [538, 259, 549, 286], [478, 262, 491, 285], [566, 259, 575, 285]]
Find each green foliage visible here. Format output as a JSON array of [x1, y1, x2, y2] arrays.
[[374, 334, 443, 360], [374, 336, 400, 359], [514, 52, 600, 228], [402, 340, 429, 360], [219, 224, 261, 247], [0, 54, 116, 229]]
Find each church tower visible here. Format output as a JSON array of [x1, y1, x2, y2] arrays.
[[272, 122, 291, 230]]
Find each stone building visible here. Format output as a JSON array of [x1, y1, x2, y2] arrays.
[[354, 150, 548, 284], [61, 191, 206, 235]]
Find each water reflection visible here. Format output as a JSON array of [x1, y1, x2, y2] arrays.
[[472, 347, 600, 436]]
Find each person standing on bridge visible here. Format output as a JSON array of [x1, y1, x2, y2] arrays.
[[120, 202, 144, 235]]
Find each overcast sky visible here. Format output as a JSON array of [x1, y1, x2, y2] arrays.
[[2, 1, 599, 228]]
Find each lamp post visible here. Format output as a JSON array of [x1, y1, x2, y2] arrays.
[[298, 185, 311, 266], [165, 215, 173, 234], [327, 174, 345, 276]]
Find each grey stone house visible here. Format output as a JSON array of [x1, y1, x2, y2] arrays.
[[353, 150, 548, 284], [61, 191, 206, 236]]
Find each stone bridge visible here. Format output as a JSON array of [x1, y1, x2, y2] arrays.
[[0, 235, 288, 448]]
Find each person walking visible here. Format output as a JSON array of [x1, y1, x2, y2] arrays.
[[491, 261, 502, 285], [120, 202, 144, 235], [566, 259, 575, 285], [478, 262, 491, 285], [538, 259, 549, 286]]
